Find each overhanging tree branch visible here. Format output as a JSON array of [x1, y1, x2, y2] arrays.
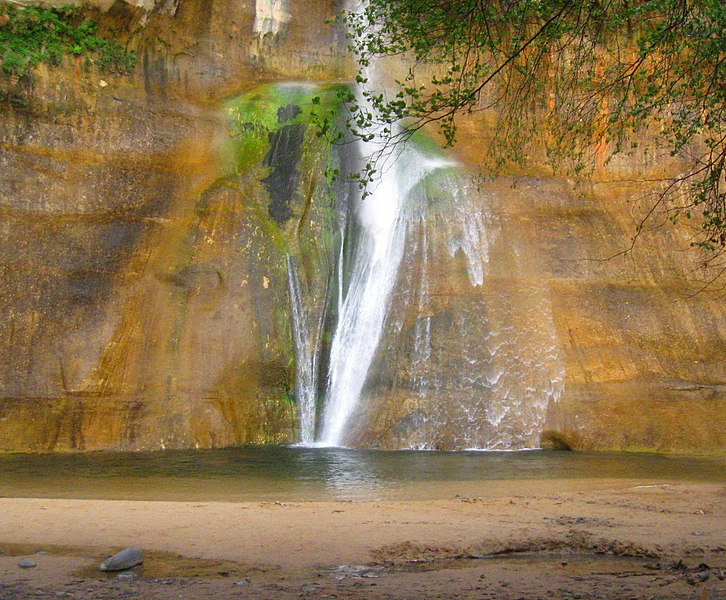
[[339, 0, 725, 279]]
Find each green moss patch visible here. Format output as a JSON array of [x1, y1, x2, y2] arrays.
[[0, 4, 136, 77], [224, 82, 348, 174]]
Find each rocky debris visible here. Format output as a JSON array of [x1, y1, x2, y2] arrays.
[[98, 547, 144, 572], [548, 515, 618, 527], [330, 564, 380, 581], [17, 560, 37, 569], [687, 570, 710, 585], [643, 559, 723, 586], [116, 572, 138, 582], [643, 559, 689, 572]]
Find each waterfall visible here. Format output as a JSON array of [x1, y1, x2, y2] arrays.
[[312, 0, 457, 445], [311, 1, 564, 448], [283, 128, 565, 449], [253, 0, 291, 36], [286, 255, 320, 444], [355, 171, 566, 450], [318, 148, 453, 446], [278, 105, 565, 449], [240, 4, 566, 449]]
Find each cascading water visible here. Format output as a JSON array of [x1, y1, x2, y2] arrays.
[[315, 3, 459, 445], [253, 0, 291, 36], [342, 168, 566, 450], [286, 255, 320, 444], [284, 129, 564, 449], [270, 2, 565, 449], [318, 147, 454, 446]]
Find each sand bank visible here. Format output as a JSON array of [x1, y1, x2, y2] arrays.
[[1, 481, 724, 598]]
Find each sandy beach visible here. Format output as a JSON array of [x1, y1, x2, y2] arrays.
[[1, 480, 724, 598]]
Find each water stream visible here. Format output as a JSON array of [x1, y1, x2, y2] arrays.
[[283, 92, 565, 449], [316, 11, 464, 446]]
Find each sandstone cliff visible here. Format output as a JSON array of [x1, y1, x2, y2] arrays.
[[0, 0, 723, 453]]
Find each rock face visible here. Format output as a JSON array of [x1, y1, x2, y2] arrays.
[[0, 0, 723, 454], [0, 0, 346, 451]]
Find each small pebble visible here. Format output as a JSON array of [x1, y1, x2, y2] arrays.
[[18, 560, 37, 569], [116, 572, 137, 582]]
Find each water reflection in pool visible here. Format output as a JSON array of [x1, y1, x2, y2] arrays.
[[0, 446, 722, 502]]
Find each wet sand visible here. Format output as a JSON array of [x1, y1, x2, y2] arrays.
[[1, 480, 725, 598]]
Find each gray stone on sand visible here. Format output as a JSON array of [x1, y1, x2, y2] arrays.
[[116, 572, 138, 581], [18, 560, 37, 569], [98, 547, 144, 572]]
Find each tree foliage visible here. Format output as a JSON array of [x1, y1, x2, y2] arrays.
[[341, 0, 725, 273]]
